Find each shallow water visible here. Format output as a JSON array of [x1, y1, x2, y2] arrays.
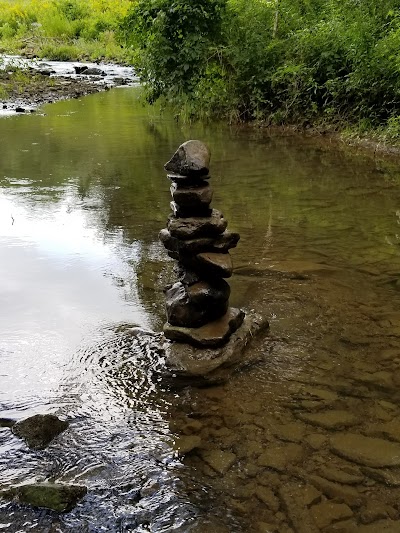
[[2, 88, 400, 531]]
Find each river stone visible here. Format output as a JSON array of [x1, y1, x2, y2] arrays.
[[307, 474, 363, 507], [163, 311, 268, 381], [159, 229, 240, 255], [310, 502, 353, 530], [1, 483, 87, 512], [12, 414, 68, 450], [170, 201, 212, 218], [173, 435, 202, 456], [279, 484, 320, 533], [318, 466, 364, 485], [361, 466, 400, 486], [170, 181, 213, 208], [196, 252, 233, 278], [165, 280, 230, 327], [330, 433, 400, 467], [0, 418, 15, 428], [167, 210, 227, 240], [164, 307, 245, 347], [164, 140, 210, 177], [200, 449, 236, 474], [297, 410, 359, 430], [258, 443, 304, 472]]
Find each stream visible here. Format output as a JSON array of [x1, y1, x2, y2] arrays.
[[1, 86, 400, 532]]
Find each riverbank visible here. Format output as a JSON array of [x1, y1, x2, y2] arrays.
[[0, 57, 137, 115], [2, 60, 400, 165]]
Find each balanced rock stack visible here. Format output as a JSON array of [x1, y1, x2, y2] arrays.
[[159, 140, 245, 347]]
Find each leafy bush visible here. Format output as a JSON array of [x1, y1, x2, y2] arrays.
[[120, 0, 400, 131], [121, 0, 227, 106]]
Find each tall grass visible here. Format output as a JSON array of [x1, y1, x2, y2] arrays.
[[0, 0, 133, 62]]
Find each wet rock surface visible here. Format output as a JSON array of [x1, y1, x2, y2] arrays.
[[160, 140, 245, 348], [161, 261, 400, 532], [12, 414, 68, 450], [1, 483, 87, 512], [164, 139, 211, 177], [0, 56, 138, 114]]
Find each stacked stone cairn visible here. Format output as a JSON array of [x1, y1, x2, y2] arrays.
[[159, 140, 245, 348]]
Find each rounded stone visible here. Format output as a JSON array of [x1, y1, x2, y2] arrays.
[[12, 414, 69, 450], [165, 280, 230, 328], [164, 140, 210, 177]]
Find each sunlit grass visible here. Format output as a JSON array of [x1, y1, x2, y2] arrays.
[[0, 0, 133, 62]]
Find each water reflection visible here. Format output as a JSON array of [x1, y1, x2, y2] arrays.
[[2, 88, 400, 530]]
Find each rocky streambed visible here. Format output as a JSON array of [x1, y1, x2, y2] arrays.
[[0, 55, 138, 115]]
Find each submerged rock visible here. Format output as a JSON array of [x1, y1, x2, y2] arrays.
[[1, 482, 87, 512], [200, 449, 236, 475], [0, 418, 15, 428], [12, 414, 68, 450], [164, 307, 245, 347], [164, 140, 211, 177], [297, 410, 359, 430], [330, 433, 400, 468], [162, 311, 268, 382], [173, 435, 202, 456]]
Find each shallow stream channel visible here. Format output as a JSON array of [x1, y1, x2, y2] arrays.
[[2, 86, 400, 532]]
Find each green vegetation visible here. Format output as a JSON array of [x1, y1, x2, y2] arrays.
[[0, 0, 133, 62], [2, 0, 400, 141], [122, 0, 400, 139]]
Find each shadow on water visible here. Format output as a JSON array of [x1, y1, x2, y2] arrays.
[[2, 88, 400, 530]]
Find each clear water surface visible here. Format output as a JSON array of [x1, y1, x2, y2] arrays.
[[1, 88, 400, 532]]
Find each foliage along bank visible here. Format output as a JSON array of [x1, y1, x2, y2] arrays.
[[122, 0, 400, 140]]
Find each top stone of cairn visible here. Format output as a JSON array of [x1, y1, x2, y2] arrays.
[[164, 140, 211, 177]]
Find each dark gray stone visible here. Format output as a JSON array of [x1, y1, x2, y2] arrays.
[[0, 418, 15, 428], [12, 414, 68, 450], [165, 280, 230, 327], [167, 173, 210, 186], [162, 311, 268, 385], [163, 307, 245, 347], [164, 140, 210, 177], [1, 483, 87, 513], [170, 201, 212, 218], [196, 252, 233, 278], [167, 210, 227, 240], [170, 181, 213, 208], [159, 229, 240, 255]]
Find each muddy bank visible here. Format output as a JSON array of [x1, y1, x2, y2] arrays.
[[0, 70, 105, 114]]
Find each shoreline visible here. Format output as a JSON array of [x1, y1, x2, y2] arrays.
[[1, 63, 400, 164]]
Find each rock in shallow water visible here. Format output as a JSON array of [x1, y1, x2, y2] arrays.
[[330, 433, 400, 467], [1, 482, 87, 512], [12, 414, 68, 450], [164, 307, 245, 347], [162, 311, 269, 383], [165, 280, 230, 328]]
